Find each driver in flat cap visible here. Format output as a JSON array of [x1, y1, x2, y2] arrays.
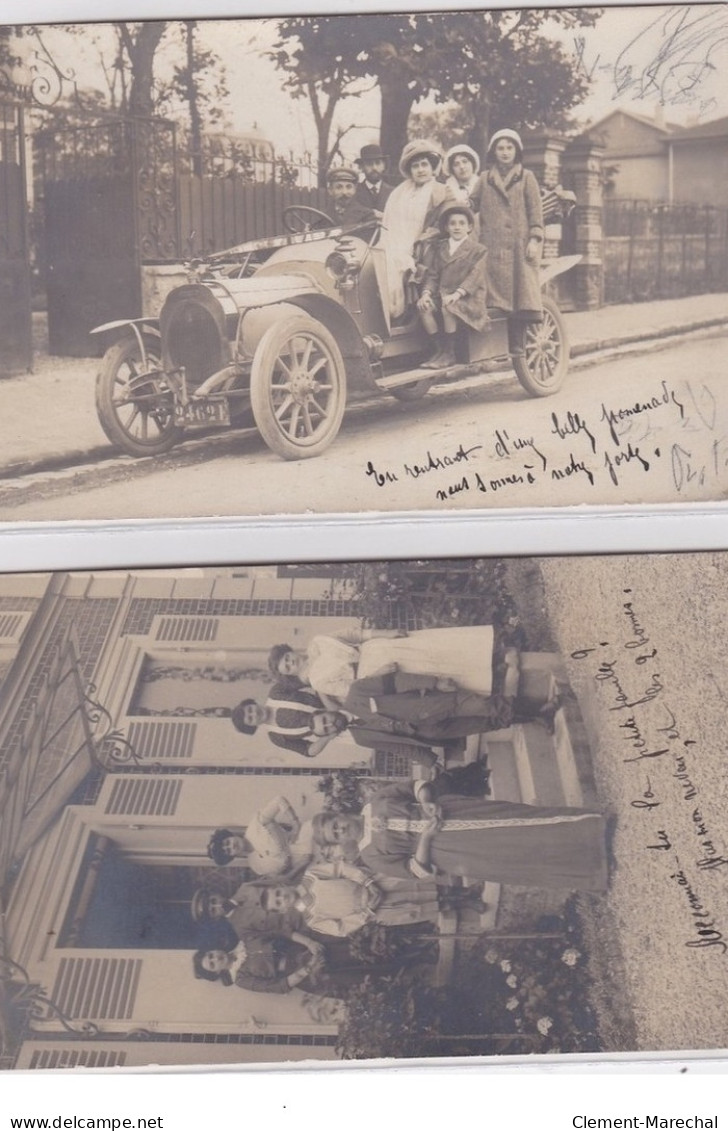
[[326, 164, 379, 229]]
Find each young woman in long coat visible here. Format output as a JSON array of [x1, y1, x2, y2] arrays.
[[471, 128, 544, 356]]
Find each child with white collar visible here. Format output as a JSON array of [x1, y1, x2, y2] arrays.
[[417, 204, 489, 370]]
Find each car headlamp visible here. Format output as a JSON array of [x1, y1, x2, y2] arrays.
[[325, 250, 350, 280], [325, 239, 363, 290]]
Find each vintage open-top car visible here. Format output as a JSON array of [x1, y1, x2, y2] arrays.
[[92, 204, 579, 461]]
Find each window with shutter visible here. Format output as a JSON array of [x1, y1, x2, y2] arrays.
[[52, 957, 141, 1020], [127, 720, 196, 759], [153, 616, 220, 643], [0, 610, 32, 643], [28, 1047, 128, 1069], [105, 777, 182, 816]]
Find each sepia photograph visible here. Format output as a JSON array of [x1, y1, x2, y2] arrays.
[[1, 4, 727, 522], [0, 552, 726, 1069]]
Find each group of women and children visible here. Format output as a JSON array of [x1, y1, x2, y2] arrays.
[[327, 129, 554, 369], [191, 621, 609, 999]]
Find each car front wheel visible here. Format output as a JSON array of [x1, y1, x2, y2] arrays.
[[250, 314, 347, 460], [512, 296, 569, 397], [95, 334, 181, 457]]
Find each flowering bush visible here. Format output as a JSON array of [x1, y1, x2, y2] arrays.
[[335, 900, 601, 1060], [455, 900, 601, 1055], [334, 559, 523, 632], [316, 771, 371, 814]]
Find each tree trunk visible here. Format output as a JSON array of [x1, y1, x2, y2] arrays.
[[467, 96, 492, 161], [378, 69, 416, 178], [185, 21, 203, 177], [119, 21, 167, 117]]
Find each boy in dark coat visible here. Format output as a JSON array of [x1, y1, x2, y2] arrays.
[[417, 203, 489, 369]]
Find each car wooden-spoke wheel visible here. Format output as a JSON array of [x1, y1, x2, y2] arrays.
[[250, 315, 347, 460], [95, 335, 181, 457], [512, 296, 569, 397]]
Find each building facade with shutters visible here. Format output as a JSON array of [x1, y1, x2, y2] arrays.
[[0, 569, 373, 1069]]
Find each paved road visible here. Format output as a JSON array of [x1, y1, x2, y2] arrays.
[[2, 333, 726, 521]]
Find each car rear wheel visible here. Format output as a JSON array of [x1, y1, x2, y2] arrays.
[[250, 314, 347, 460], [95, 334, 181, 457], [512, 296, 569, 397]]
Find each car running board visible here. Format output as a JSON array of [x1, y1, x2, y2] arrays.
[[376, 356, 512, 390]]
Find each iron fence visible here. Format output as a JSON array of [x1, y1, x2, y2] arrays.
[[0, 101, 31, 373], [603, 198, 728, 304]]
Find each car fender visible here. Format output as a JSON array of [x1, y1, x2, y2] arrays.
[[89, 318, 162, 369], [539, 254, 581, 287], [89, 317, 160, 339], [239, 294, 377, 398]]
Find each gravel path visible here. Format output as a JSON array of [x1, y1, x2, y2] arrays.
[[542, 552, 728, 1052]]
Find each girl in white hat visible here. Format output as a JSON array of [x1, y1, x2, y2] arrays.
[[381, 139, 449, 319], [443, 143, 481, 208], [470, 128, 544, 357]]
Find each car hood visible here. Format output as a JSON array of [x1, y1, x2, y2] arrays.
[[216, 271, 323, 305]]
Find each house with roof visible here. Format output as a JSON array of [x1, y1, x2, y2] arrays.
[[667, 114, 728, 206], [581, 107, 727, 205], [582, 107, 678, 200]]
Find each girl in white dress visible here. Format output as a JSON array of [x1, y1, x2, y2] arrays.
[[268, 624, 506, 706]]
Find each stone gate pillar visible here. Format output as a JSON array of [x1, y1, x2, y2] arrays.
[[561, 136, 605, 309], [522, 129, 568, 261]]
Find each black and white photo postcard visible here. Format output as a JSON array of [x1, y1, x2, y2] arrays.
[[1, 4, 727, 523], [0, 552, 726, 1070]]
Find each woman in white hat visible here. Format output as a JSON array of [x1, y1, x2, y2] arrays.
[[470, 128, 544, 357], [381, 139, 449, 319], [443, 143, 481, 209]]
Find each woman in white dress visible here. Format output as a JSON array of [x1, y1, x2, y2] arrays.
[[268, 623, 514, 707], [381, 139, 449, 319]]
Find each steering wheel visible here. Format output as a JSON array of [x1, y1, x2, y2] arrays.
[[282, 205, 336, 234]]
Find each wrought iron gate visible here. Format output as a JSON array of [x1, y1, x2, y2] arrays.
[[37, 118, 179, 357], [0, 102, 31, 374], [37, 115, 330, 356]]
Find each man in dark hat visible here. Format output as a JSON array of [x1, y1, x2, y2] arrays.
[[354, 143, 393, 211], [326, 164, 379, 230]]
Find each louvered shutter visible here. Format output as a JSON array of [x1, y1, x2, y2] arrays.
[[127, 719, 197, 760], [104, 776, 182, 816], [28, 1047, 128, 1069], [51, 957, 141, 1020], [153, 616, 220, 643], [0, 610, 31, 643]]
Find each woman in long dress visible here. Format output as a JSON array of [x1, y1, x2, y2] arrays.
[[381, 138, 449, 319], [268, 623, 508, 703], [312, 786, 609, 893]]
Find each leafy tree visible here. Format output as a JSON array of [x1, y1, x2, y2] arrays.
[[156, 21, 230, 174], [271, 10, 602, 175], [115, 22, 168, 117]]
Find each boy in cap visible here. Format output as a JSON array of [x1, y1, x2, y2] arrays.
[[417, 203, 489, 369], [326, 165, 379, 230], [354, 143, 393, 210]]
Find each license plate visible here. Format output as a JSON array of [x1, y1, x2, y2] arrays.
[[175, 398, 230, 428]]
